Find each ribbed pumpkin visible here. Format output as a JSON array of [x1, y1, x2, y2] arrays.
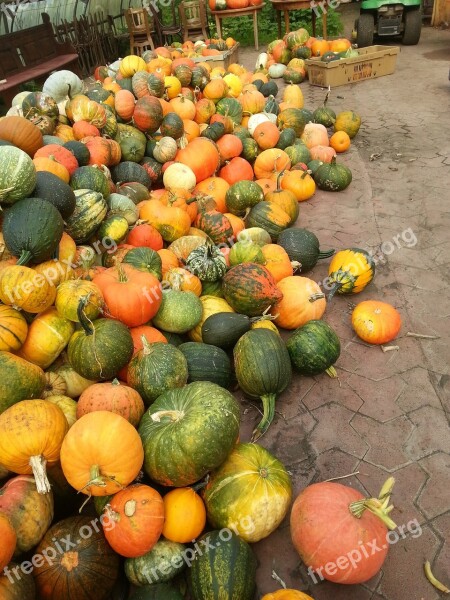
[[0, 400, 68, 493], [127, 339, 188, 406], [0, 146, 37, 206], [246, 201, 291, 241], [222, 263, 283, 316], [67, 298, 134, 381], [138, 381, 240, 486], [281, 169, 316, 201], [273, 276, 326, 329], [102, 484, 164, 558], [77, 379, 145, 426], [60, 411, 144, 496], [313, 156, 352, 191], [185, 241, 227, 282], [16, 307, 74, 368], [0, 563, 36, 598], [234, 329, 291, 440], [203, 443, 292, 542], [65, 189, 108, 244], [0, 264, 56, 313], [34, 516, 120, 600], [327, 248, 375, 298], [0, 115, 43, 156], [124, 540, 186, 587], [0, 351, 46, 414], [0, 305, 28, 352]]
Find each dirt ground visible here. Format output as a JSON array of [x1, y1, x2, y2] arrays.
[[237, 13, 450, 600]]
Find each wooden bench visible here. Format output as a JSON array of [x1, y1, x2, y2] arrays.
[[0, 13, 79, 106]]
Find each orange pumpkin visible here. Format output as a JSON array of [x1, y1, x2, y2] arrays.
[[253, 121, 280, 150], [261, 591, 315, 600], [301, 123, 329, 148], [256, 178, 277, 194], [194, 98, 216, 124], [60, 411, 144, 496], [194, 176, 230, 213], [309, 145, 336, 163], [176, 137, 220, 184], [163, 267, 202, 296], [0, 115, 43, 156], [281, 169, 316, 201], [351, 300, 402, 344], [330, 130, 351, 153], [170, 95, 196, 120], [162, 487, 206, 544], [262, 244, 298, 282], [84, 136, 112, 166], [127, 223, 163, 250], [102, 484, 164, 558], [254, 149, 291, 181], [139, 199, 191, 242], [273, 276, 326, 329], [33, 156, 70, 183], [203, 78, 229, 104], [157, 248, 180, 276], [239, 89, 265, 114], [311, 38, 330, 56], [216, 134, 243, 161], [159, 187, 198, 223], [183, 118, 201, 142], [77, 379, 145, 426], [329, 38, 351, 53], [0, 513, 16, 570], [225, 212, 246, 237], [72, 120, 100, 140], [0, 265, 56, 313], [114, 89, 136, 121], [219, 156, 254, 185]]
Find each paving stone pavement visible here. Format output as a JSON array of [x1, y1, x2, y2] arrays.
[[238, 19, 450, 600]]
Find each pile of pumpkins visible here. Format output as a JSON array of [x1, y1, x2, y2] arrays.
[[0, 40, 404, 600], [208, 0, 263, 11]]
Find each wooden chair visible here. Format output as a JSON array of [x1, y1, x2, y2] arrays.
[[179, 0, 209, 41], [124, 7, 157, 55], [148, 3, 183, 46]]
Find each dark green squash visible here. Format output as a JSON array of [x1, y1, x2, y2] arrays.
[[0, 562, 36, 598], [125, 540, 186, 587], [292, 45, 312, 59], [111, 161, 151, 188], [313, 156, 352, 191], [32, 171, 76, 219], [123, 247, 162, 280], [117, 182, 150, 204], [253, 78, 263, 91], [232, 125, 251, 143], [201, 312, 253, 349], [200, 280, 224, 297], [115, 123, 147, 163], [222, 263, 282, 317], [285, 143, 311, 165], [34, 516, 120, 600], [185, 242, 227, 283], [160, 113, 184, 140], [260, 80, 278, 97], [188, 530, 256, 600], [138, 381, 240, 486], [240, 138, 259, 162], [321, 51, 341, 63], [0, 351, 46, 414], [86, 85, 114, 105], [201, 122, 225, 142], [277, 107, 306, 136], [70, 165, 110, 197], [42, 134, 65, 145], [277, 228, 335, 272], [313, 89, 336, 127], [67, 298, 133, 380], [216, 97, 242, 126], [276, 127, 296, 150], [129, 584, 184, 600], [65, 189, 107, 243], [178, 342, 232, 388], [264, 95, 279, 115], [283, 67, 305, 84], [225, 180, 264, 216], [307, 158, 324, 174], [140, 157, 162, 184], [2, 197, 64, 265], [64, 140, 91, 166], [145, 138, 157, 158], [299, 108, 314, 124], [127, 339, 188, 405], [191, 65, 210, 90], [160, 331, 187, 347], [234, 329, 292, 440], [286, 319, 340, 375]]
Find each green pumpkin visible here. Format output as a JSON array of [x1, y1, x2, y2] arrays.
[[138, 381, 240, 486], [140, 157, 162, 184], [307, 159, 324, 174], [277, 228, 334, 272], [64, 140, 91, 166], [234, 329, 291, 440], [260, 81, 278, 98], [222, 263, 282, 317], [115, 124, 147, 162], [0, 146, 36, 206], [285, 143, 311, 165], [292, 45, 312, 59], [229, 240, 265, 266], [216, 97, 243, 126], [232, 125, 251, 143], [299, 108, 314, 124], [125, 540, 186, 586], [314, 157, 352, 191], [178, 342, 232, 388], [0, 351, 46, 414], [96, 215, 129, 246], [277, 107, 306, 137], [65, 189, 107, 244], [201, 122, 225, 142], [191, 66, 210, 90], [287, 319, 340, 375], [145, 138, 157, 158], [160, 331, 187, 347], [246, 201, 291, 241], [152, 290, 202, 334], [118, 76, 134, 92], [160, 113, 184, 140], [313, 90, 336, 127], [111, 161, 151, 188], [128, 340, 188, 406], [86, 85, 114, 105], [188, 530, 256, 600], [283, 67, 305, 84], [123, 247, 162, 279], [225, 180, 264, 216], [240, 138, 259, 162], [237, 227, 272, 246], [67, 300, 133, 381], [321, 51, 341, 63], [276, 127, 296, 150], [2, 197, 64, 265], [70, 166, 110, 198], [201, 312, 254, 349], [129, 584, 183, 600], [107, 193, 139, 225], [185, 242, 227, 283], [200, 280, 224, 298], [264, 95, 279, 116]]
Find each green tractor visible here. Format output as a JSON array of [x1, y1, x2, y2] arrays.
[[353, 0, 422, 47]]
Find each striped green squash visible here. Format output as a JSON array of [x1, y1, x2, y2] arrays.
[[178, 342, 232, 388], [70, 166, 110, 198], [188, 530, 256, 600], [65, 189, 107, 243], [0, 146, 36, 206], [124, 540, 186, 586]]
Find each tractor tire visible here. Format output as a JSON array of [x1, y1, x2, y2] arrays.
[[356, 13, 374, 48], [402, 7, 422, 45]]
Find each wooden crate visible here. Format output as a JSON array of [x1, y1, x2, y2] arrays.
[[306, 46, 400, 88], [190, 43, 240, 69]]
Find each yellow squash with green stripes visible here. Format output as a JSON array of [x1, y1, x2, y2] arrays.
[[327, 248, 375, 298]]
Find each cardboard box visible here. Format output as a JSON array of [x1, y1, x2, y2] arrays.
[[306, 45, 400, 88], [191, 43, 240, 70]]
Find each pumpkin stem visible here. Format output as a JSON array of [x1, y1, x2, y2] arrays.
[[251, 393, 276, 442], [17, 249, 33, 266], [309, 292, 326, 302], [325, 366, 338, 378], [318, 248, 335, 259], [116, 262, 129, 283], [79, 465, 125, 498], [141, 335, 154, 354], [349, 477, 397, 530], [326, 282, 342, 301], [29, 455, 51, 494], [291, 260, 302, 273], [111, 378, 121, 386], [276, 170, 285, 191], [77, 296, 94, 336], [150, 409, 184, 423]]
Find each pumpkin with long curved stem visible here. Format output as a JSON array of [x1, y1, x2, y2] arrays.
[[277, 228, 335, 272], [60, 411, 144, 497], [290, 479, 397, 584], [351, 300, 402, 344], [0, 399, 68, 494], [327, 248, 375, 299]]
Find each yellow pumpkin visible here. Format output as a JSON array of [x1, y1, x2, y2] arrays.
[[55, 280, 104, 322], [0, 265, 56, 313], [251, 319, 280, 334], [333, 110, 361, 138], [262, 591, 315, 600], [188, 295, 234, 342], [164, 75, 182, 99], [280, 170, 316, 202], [139, 199, 191, 243], [119, 55, 147, 77], [162, 487, 206, 543], [223, 73, 243, 98], [327, 248, 375, 297], [46, 395, 78, 428], [16, 308, 75, 369], [0, 305, 28, 352]]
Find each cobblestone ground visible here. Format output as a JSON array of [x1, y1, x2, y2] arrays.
[[238, 21, 450, 600]]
